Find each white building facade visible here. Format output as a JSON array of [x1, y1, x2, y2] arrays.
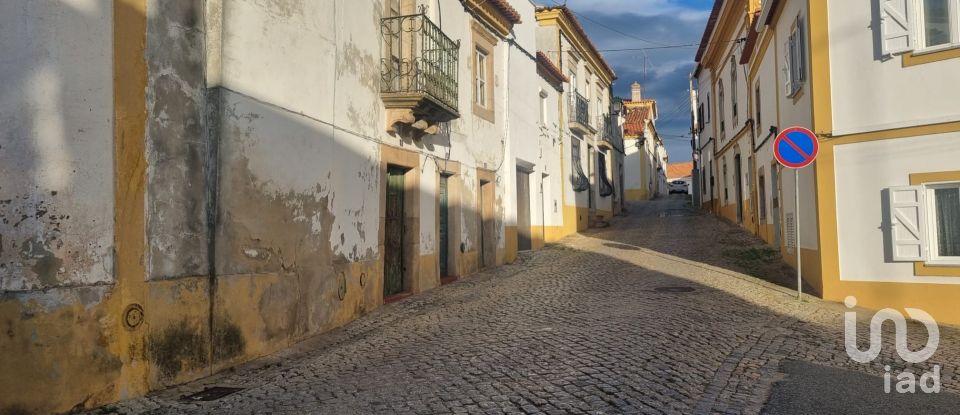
[[692, 0, 960, 324]]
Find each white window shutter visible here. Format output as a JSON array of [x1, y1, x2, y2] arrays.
[[797, 17, 807, 83], [782, 42, 792, 96], [881, 0, 914, 56], [888, 185, 928, 261]]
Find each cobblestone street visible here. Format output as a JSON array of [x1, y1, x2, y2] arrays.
[[97, 196, 960, 415]]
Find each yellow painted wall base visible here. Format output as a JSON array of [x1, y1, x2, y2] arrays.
[[543, 226, 567, 243], [781, 247, 824, 296], [625, 188, 648, 201], [505, 226, 518, 264], [561, 205, 590, 235], [718, 202, 739, 224], [826, 282, 960, 327], [596, 209, 613, 221]]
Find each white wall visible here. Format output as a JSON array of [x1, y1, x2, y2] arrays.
[[763, 0, 816, 249], [506, 0, 553, 232], [828, 0, 960, 136], [752, 29, 780, 225], [835, 134, 960, 284], [774, 0, 812, 131], [539, 81, 564, 228], [625, 141, 643, 192], [0, 0, 114, 290], [218, 0, 513, 260]]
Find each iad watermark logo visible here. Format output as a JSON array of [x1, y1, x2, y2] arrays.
[[844, 296, 941, 394]]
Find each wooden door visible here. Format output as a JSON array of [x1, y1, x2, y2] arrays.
[[384, 167, 405, 296], [439, 175, 450, 277]]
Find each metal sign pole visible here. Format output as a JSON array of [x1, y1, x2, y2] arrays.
[[773, 126, 818, 302], [795, 168, 802, 300]]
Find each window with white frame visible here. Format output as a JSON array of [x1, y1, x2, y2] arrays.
[[880, 0, 960, 54], [929, 183, 960, 262], [784, 14, 807, 97], [920, 0, 959, 49], [475, 49, 488, 106], [888, 182, 960, 265]]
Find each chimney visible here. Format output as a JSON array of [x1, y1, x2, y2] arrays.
[[631, 82, 643, 102]]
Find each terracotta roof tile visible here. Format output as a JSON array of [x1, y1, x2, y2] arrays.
[[487, 0, 522, 24], [624, 107, 651, 137], [536, 52, 568, 86], [739, 12, 761, 64], [667, 162, 694, 179]]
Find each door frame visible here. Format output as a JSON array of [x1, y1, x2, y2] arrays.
[[477, 168, 497, 269], [436, 161, 462, 281], [379, 145, 420, 301]]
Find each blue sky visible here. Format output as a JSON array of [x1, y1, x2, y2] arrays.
[[545, 0, 714, 162]]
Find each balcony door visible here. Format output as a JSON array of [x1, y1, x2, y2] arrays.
[[384, 166, 407, 297]]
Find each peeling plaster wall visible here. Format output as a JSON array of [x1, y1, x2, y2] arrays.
[[144, 0, 211, 280], [0, 2, 121, 413], [0, 0, 114, 291], [2, 0, 533, 411]]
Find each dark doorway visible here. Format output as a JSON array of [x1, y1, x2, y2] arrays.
[[517, 169, 532, 252], [479, 178, 495, 269], [439, 174, 450, 277], [384, 166, 406, 297], [734, 154, 744, 224]]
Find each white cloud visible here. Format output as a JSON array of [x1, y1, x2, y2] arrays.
[[542, 0, 709, 21]]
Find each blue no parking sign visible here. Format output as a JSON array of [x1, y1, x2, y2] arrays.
[[774, 127, 819, 169], [773, 126, 818, 300]]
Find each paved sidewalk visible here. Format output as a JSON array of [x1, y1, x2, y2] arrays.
[[94, 196, 960, 414]]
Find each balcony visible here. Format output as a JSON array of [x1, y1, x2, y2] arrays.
[[381, 13, 460, 136], [595, 115, 623, 152], [568, 92, 595, 135]]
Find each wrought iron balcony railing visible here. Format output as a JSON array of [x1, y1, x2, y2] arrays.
[[597, 115, 624, 151], [567, 92, 596, 135], [381, 13, 460, 116]]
